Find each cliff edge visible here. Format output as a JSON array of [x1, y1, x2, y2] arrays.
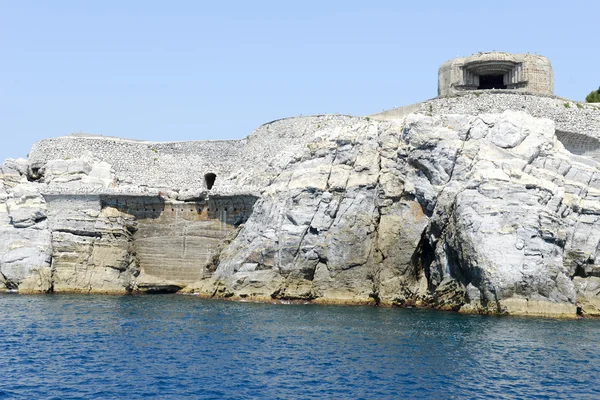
[[2, 111, 600, 318]]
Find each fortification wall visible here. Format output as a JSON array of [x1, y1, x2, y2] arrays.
[[28, 115, 360, 196], [23, 115, 361, 292], [29, 137, 246, 191], [372, 91, 600, 139], [419, 92, 600, 140], [555, 131, 600, 160], [105, 194, 257, 286]]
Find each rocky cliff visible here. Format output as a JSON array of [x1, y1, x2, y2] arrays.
[[3, 111, 600, 318]]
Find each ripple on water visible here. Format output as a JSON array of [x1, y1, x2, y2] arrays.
[[0, 295, 599, 399]]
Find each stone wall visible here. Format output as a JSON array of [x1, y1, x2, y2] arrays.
[[555, 132, 600, 160], [421, 92, 600, 138], [104, 195, 257, 288], [19, 115, 361, 293], [29, 137, 246, 192], [28, 115, 359, 196], [43, 192, 258, 293], [371, 91, 600, 160]]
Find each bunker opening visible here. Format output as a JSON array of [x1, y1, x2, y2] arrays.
[[204, 173, 216, 190], [478, 74, 506, 90]]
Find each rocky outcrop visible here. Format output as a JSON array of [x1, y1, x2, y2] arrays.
[[0, 160, 52, 292], [4, 111, 600, 318], [188, 111, 600, 318]]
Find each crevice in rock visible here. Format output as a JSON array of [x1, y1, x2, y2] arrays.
[[370, 159, 385, 285], [138, 284, 183, 294], [447, 128, 471, 184], [4, 280, 18, 291], [407, 159, 436, 185], [291, 147, 341, 265], [369, 291, 381, 306], [48, 256, 56, 294], [411, 229, 436, 287], [573, 263, 587, 278], [0, 271, 11, 290], [35, 216, 48, 224], [301, 263, 317, 281], [53, 229, 102, 238], [444, 241, 473, 288]]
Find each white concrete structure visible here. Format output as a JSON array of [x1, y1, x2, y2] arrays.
[[438, 52, 553, 96]]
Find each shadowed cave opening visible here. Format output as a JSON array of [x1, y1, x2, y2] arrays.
[[205, 173, 216, 190], [478, 74, 506, 90]]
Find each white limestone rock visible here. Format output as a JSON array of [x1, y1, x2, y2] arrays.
[[6, 110, 600, 317], [190, 111, 600, 317], [44, 158, 116, 189], [0, 178, 52, 292]]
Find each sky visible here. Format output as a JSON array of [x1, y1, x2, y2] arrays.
[[1, 0, 599, 162]]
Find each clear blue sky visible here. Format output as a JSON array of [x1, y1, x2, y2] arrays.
[[1, 1, 598, 162]]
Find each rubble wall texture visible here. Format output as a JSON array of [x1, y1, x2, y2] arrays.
[[372, 91, 600, 160]]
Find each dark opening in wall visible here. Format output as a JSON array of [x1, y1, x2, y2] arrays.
[[27, 167, 42, 182], [478, 75, 506, 90], [205, 173, 217, 190]]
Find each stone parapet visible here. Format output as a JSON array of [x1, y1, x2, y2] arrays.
[[372, 92, 600, 134]]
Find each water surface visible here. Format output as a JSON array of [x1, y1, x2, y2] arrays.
[[0, 294, 599, 399]]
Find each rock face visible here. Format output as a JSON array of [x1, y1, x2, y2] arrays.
[[4, 110, 600, 318], [0, 160, 52, 292], [189, 111, 598, 318]]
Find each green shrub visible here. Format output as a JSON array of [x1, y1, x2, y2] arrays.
[[564, 102, 571, 108], [586, 87, 600, 103]]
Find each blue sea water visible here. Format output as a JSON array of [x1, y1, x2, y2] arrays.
[[0, 295, 599, 399]]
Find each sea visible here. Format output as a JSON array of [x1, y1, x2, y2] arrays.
[[0, 294, 599, 399]]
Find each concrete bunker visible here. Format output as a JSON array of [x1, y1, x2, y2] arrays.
[[204, 173, 216, 190], [478, 74, 506, 90], [438, 52, 554, 97]]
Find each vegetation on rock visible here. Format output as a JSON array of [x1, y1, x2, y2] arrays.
[[586, 87, 600, 103]]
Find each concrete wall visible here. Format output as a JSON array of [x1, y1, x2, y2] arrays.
[[438, 52, 553, 96], [44, 192, 258, 291], [372, 91, 600, 141], [104, 195, 257, 285]]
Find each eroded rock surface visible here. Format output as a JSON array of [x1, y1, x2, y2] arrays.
[[3, 111, 600, 317], [190, 111, 600, 318]]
